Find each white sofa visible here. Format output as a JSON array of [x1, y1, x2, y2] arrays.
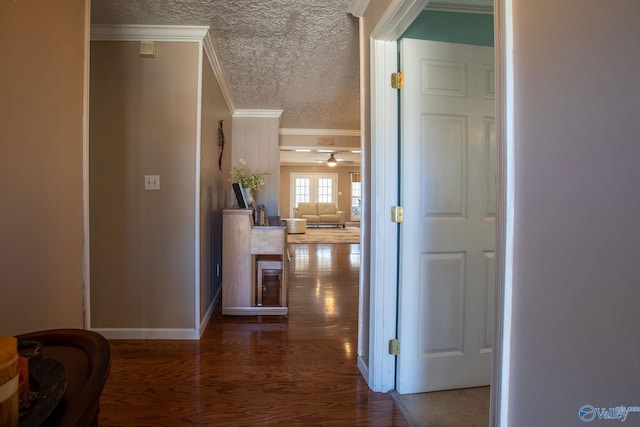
[[293, 202, 346, 227]]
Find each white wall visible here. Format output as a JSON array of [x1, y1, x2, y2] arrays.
[[507, 1, 640, 425]]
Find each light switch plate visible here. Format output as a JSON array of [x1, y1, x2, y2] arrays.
[[145, 175, 160, 190]]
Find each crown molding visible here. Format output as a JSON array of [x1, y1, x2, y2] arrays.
[[203, 32, 235, 113], [348, 0, 371, 17], [91, 24, 209, 42], [280, 128, 361, 137], [371, 0, 430, 41], [426, 1, 494, 14], [233, 109, 283, 118]]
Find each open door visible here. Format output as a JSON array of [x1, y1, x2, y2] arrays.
[[396, 39, 496, 393]]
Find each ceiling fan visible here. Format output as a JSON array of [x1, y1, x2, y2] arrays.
[[322, 152, 355, 167]]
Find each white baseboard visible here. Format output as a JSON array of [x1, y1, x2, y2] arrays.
[[357, 355, 371, 387], [198, 287, 221, 337], [91, 287, 222, 341], [222, 306, 288, 316], [91, 327, 202, 340]]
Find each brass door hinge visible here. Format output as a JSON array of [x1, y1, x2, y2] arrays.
[[391, 206, 404, 223], [391, 72, 404, 89], [389, 338, 400, 356]]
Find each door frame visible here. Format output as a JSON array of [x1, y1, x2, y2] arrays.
[[366, 1, 513, 425]]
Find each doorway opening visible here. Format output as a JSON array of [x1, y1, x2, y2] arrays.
[[362, 0, 508, 423]]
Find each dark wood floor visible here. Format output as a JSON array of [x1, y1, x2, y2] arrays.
[[99, 243, 409, 426]]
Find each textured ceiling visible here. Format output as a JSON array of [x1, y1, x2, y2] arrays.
[[91, 0, 360, 131]]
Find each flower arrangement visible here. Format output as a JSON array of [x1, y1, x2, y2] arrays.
[[229, 159, 267, 190]]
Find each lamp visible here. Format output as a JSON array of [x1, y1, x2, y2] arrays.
[[327, 153, 338, 167]]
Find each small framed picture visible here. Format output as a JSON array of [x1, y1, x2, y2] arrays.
[[232, 182, 248, 208]]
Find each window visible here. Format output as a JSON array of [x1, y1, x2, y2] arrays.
[[351, 172, 361, 221], [317, 178, 333, 203], [290, 173, 338, 217], [295, 178, 310, 205]]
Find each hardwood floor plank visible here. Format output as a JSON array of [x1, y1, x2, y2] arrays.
[[99, 243, 408, 426]]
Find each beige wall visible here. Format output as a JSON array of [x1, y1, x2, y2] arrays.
[[0, 0, 88, 335], [279, 165, 358, 219], [89, 41, 199, 329], [507, 1, 640, 424], [200, 54, 232, 322]]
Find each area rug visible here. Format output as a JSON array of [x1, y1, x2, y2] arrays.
[[287, 227, 360, 244]]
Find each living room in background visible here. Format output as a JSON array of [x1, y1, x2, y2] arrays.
[[350, 172, 361, 221], [290, 172, 338, 217]]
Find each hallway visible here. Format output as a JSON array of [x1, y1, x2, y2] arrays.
[[99, 243, 408, 425]]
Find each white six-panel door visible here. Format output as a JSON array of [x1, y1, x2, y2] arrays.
[[396, 39, 496, 393]]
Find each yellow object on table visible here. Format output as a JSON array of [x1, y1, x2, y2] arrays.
[[0, 336, 19, 427]]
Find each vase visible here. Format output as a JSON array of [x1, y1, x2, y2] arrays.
[[242, 187, 254, 205]]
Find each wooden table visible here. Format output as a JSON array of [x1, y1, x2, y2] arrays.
[[16, 329, 111, 427]]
